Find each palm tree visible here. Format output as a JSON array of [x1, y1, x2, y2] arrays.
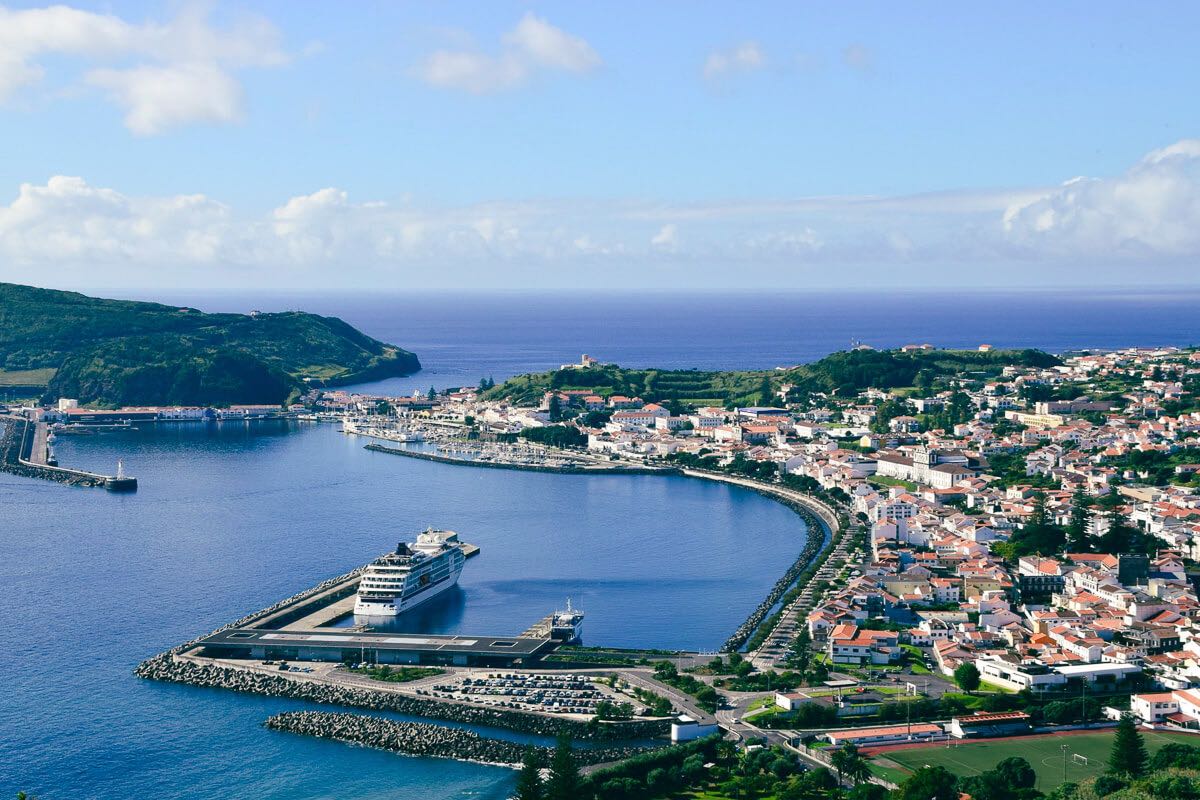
[[831, 742, 869, 784], [829, 742, 870, 785]]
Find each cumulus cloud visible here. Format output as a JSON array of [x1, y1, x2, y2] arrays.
[[702, 42, 766, 80], [0, 3, 288, 134], [417, 13, 600, 94], [1002, 138, 1200, 259], [3, 140, 1199, 286]]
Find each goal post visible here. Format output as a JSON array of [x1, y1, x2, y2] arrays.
[[1072, 754, 1089, 766]]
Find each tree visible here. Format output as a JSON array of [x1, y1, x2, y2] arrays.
[[831, 742, 870, 785], [513, 747, 545, 800], [1150, 742, 1200, 771], [427, 385, 436, 400], [895, 765, 958, 800], [1066, 488, 1093, 551], [757, 376, 773, 407], [1107, 713, 1148, 778], [994, 756, 1037, 789], [954, 662, 981, 693], [548, 394, 563, 422], [546, 734, 580, 800]]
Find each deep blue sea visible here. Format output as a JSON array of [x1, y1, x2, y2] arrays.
[[2, 289, 1197, 799]]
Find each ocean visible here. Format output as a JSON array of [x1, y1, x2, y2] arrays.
[[2, 288, 1197, 799]]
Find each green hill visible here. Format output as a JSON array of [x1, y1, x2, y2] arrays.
[[483, 348, 1060, 407], [0, 283, 420, 407]]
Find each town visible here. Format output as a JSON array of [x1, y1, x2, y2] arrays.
[[11, 344, 1200, 798]]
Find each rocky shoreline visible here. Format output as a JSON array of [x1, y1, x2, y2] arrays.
[[264, 710, 652, 768], [134, 565, 667, 742], [0, 415, 104, 487], [137, 654, 668, 741], [719, 491, 835, 652], [364, 443, 678, 476]]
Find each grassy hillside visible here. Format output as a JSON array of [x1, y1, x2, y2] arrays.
[[0, 283, 420, 407], [483, 348, 1060, 407], [779, 347, 1060, 396], [482, 363, 771, 407]]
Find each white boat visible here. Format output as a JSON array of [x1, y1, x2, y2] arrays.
[[354, 529, 467, 616]]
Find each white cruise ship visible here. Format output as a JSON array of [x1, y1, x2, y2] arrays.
[[354, 529, 467, 616]]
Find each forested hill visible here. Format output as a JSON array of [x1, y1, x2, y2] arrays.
[[482, 348, 1060, 407], [0, 283, 420, 407]]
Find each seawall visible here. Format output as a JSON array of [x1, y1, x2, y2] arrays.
[[134, 564, 667, 742], [0, 415, 107, 487], [137, 654, 667, 741], [264, 710, 651, 768], [364, 443, 679, 476]]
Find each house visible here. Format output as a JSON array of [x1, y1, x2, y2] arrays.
[[775, 692, 808, 712], [1129, 690, 1200, 727], [828, 625, 901, 665]]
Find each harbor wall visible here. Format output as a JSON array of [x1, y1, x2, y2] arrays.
[[136, 654, 667, 741], [0, 415, 107, 487], [364, 443, 678, 476], [135, 563, 667, 742], [264, 710, 651, 768]]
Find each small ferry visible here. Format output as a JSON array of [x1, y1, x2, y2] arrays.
[[354, 529, 467, 616]]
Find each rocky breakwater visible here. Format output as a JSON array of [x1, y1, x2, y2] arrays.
[[136, 654, 668, 741], [0, 415, 104, 487], [720, 492, 836, 652], [135, 563, 668, 742], [265, 711, 652, 767]]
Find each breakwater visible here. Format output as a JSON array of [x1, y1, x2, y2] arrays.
[[135, 565, 667, 742], [0, 415, 107, 487], [719, 497, 831, 652], [0, 415, 135, 489], [365, 443, 677, 476], [265, 711, 651, 768], [673, 475, 840, 653], [136, 654, 667, 741]]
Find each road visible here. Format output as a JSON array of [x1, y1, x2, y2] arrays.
[[616, 668, 718, 725]]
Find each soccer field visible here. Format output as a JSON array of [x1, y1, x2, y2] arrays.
[[869, 730, 1200, 791]]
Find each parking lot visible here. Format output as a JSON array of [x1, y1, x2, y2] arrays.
[[417, 672, 627, 717]]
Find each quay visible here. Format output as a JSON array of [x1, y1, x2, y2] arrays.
[[0, 415, 137, 491], [364, 442, 678, 476], [190, 551, 582, 669]]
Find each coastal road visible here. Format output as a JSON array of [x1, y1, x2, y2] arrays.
[[615, 669, 718, 726], [749, 521, 861, 671]]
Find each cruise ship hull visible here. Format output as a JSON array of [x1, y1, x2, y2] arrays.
[[353, 567, 462, 616]]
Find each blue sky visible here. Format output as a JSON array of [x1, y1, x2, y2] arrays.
[[1, 1, 1199, 289]]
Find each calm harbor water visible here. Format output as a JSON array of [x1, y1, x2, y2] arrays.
[[3, 288, 1198, 799], [1, 420, 807, 800]]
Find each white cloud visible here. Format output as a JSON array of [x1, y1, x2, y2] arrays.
[[650, 223, 679, 252], [1002, 138, 1200, 259], [86, 63, 244, 136], [703, 42, 766, 80], [417, 13, 600, 94], [3, 140, 1199, 287], [0, 3, 288, 134]]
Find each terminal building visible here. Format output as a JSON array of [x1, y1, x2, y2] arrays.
[[198, 627, 557, 668]]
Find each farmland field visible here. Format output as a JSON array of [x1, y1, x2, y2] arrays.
[[868, 729, 1200, 791]]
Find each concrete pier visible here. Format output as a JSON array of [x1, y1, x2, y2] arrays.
[[1, 415, 137, 489]]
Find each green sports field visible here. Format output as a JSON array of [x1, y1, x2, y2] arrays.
[[868, 730, 1200, 791]]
